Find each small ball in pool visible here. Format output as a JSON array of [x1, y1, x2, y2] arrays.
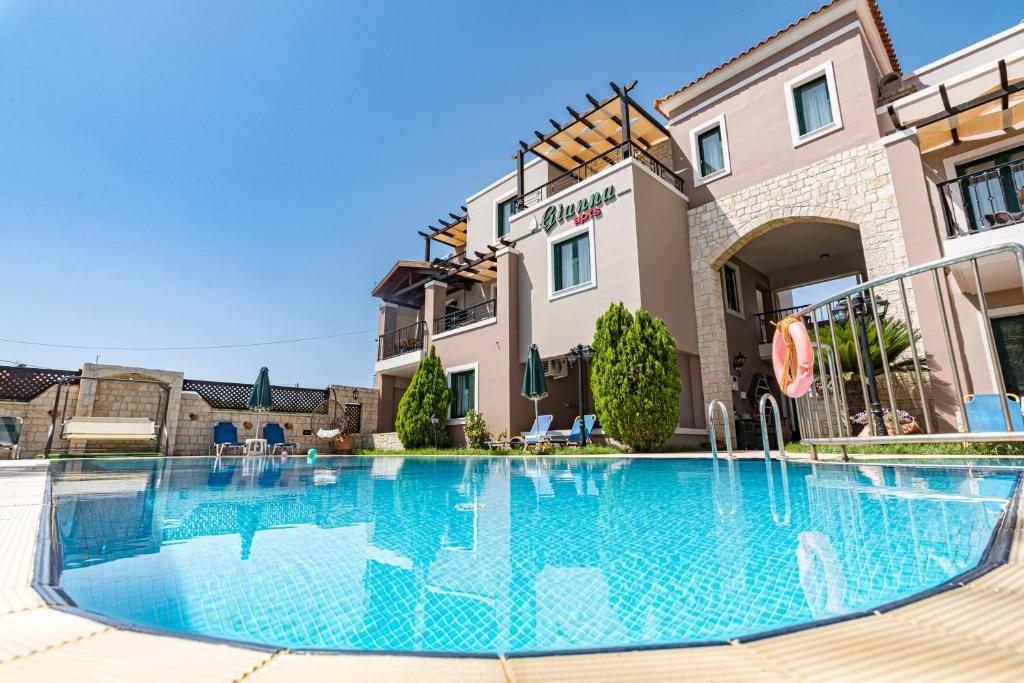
[[307, 448, 317, 456]]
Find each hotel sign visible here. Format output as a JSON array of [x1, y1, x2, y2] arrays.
[[540, 185, 616, 232]]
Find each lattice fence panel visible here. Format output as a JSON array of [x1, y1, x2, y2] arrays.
[[183, 379, 328, 413], [0, 366, 81, 401], [344, 403, 362, 434]]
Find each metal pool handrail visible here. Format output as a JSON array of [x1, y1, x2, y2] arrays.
[[789, 242, 1024, 454], [707, 399, 738, 516], [760, 393, 790, 526]]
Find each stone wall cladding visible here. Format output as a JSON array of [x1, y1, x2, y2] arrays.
[[366, 432, 403, 451], [688, 142, 912, 421], [0, 384, 79, 457]]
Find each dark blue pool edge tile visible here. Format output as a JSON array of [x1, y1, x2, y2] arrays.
[[28, 463, 1024, 660]]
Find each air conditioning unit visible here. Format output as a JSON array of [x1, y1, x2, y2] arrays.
[[542, 357, 568, 379]]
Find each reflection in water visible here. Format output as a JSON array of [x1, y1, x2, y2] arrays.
[[49, 457, 1017, 654]]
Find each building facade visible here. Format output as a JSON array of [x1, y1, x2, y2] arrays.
[[373, 0, 1024, 445]]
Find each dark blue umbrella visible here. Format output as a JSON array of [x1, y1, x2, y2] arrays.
[[521, 344, 548, 444], [248, 367, 273, 440]]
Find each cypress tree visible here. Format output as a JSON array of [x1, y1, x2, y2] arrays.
[[591, 302, 634, 444], [395, 346, 452, 449], [591, 305, 682, 451]]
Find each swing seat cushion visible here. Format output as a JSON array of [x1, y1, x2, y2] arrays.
[[62, 417, 158, 441]]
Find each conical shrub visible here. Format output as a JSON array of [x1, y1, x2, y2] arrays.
[[395, 346, 451, 448], [591, 304, 681, 451]]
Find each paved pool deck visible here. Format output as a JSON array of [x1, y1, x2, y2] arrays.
[[1, 457, 1023, 682]]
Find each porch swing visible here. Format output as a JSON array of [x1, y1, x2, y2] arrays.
[[43, 375, 172, 456]]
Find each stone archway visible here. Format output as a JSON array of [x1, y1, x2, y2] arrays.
[[687, 143, 911, 426]]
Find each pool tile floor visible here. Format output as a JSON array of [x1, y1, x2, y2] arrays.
[[1, 458, 1022, 682]]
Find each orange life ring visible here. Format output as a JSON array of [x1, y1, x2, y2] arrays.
[[772, 316, 814, 398]]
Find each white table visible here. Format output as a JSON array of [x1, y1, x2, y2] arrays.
[[244, 438, 268, 456]]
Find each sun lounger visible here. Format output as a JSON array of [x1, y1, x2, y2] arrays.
[[263, 423, 299, 455], [211, 421, 244, 457], [548, 415, 596, 447], [522, 415, 554, 449], [964, 393, 1024, 432]]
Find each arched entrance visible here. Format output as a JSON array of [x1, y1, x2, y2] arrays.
[[715, 220, 867, 441]]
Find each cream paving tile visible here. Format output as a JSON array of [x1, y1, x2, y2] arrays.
[[0, 505, 42, 526], [0, 629, 274, 683], [0, 588, 45, 616], [881, 586, 1024, 654], [0, 508, 42, 544], [960, 564, 1024, 595], [0, 608, 111, 664], [502, 646, 792, 683], [0, 539, 35, 588], [742, 613, 1024, 682], [250, 652, 505, 683]]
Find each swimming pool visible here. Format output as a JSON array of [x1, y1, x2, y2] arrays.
[[43, 457, 1020, 655]]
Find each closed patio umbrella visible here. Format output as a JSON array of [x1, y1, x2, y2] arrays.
[[248, 367, 273, 443], [521, 344, 548, 445]]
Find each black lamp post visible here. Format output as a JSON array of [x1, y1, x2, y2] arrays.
[[566, 344, 594, 446], [831, 293, 889, 436], [430, 412, 439, 450]]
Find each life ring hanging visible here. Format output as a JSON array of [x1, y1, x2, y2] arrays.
[[772, 315, 814, 398]]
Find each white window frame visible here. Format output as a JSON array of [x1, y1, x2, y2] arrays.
[[689, 114, 731, 186], [493, 191, 517, 242], [721, 261, 744, 319], [445, 362, 479, 425], [784, 60, 843, 147], [547, 220, 598, 301]]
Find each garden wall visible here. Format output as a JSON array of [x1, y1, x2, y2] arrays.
[[0, 362, 378, 457]]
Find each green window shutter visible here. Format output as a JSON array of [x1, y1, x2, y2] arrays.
[[794, 75, 832, 136]]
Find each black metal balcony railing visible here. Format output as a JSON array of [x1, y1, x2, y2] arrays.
[[938, 158, 1024, 238], [753, 306, 812, 344], [435, 299, 496, 334], [512, 142, 683, 213], [377, 321, 426, 361]]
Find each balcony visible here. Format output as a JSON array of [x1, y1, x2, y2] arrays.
[[938, 158, 1024, 239], [434, 298, 496, 336], [513, 142, 682, 213], [377, 321, 426, 362]]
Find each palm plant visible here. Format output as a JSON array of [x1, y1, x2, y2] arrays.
[[813, 317, 926, 381]]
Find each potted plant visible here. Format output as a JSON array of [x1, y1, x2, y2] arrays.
[[851, 408, 919, 436]]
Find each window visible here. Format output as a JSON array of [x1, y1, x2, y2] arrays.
[[449, 369, 476, 420], [722, 262, 743, 317], [689, 114, 730, 185], [552, 231, 592, 294], [496, 196, 517, 238], [784, 61, 842, 146], [698, 128, 724, 176]]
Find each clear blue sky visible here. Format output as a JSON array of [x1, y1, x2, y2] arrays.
[[0, 0, 1015, 387]]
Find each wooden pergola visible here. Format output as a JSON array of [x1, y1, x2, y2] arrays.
[[513, 81, 672, 200], [371, 250, 499, 309], [886, 55, 1024, 153]]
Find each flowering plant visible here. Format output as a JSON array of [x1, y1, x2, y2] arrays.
[[850, 408, 915, 426]]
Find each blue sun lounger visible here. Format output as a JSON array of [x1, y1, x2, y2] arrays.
[[548, 415, 596, 447], [211, 421, 244, 457], [263, 423, 299, 455], [964, 393, 1024, 432]]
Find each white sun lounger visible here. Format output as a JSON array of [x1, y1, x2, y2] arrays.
[[61, 417, 158, 441]]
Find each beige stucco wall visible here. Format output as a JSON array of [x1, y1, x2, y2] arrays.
[[689, 142, 911, 429], [667, 18, 885, 209]]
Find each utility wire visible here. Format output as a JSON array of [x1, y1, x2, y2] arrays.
[[0, 329, 375, 352]]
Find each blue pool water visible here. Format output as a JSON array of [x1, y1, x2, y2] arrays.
[[48, 457, 1018, 654]]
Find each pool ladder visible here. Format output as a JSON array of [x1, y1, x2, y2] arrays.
[[706, 396, 790, 525]]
